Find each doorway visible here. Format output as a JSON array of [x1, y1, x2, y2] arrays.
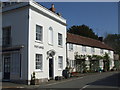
[[49, 58, 54, 79], [4, 56, 10, 80]]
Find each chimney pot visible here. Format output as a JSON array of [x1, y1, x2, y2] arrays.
[[49, 4, 56, 13], [98, 37, 103, 42], [52, 4, 54, 8]]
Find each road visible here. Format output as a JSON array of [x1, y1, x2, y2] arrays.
[[2, 71, 120, 90], [40, 71, 120, 90]]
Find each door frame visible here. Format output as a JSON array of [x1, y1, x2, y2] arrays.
[[49, 57, 54, 79], [3, 54, 11, 80]]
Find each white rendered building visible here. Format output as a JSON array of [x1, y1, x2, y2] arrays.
[[2, 1, 66, 84], [67, 33, 114, 72]]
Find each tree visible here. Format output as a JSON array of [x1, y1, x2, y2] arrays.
[[104, 34, 120, 55], [67, 25, 99, 40]]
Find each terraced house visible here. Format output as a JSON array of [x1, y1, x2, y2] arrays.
[[2, 1, 66, 84], [67, 33, 114, 73]]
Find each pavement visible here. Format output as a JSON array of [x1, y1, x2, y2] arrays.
[[1, 71, 120, 90]]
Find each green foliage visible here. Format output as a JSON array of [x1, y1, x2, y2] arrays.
[[89, 60, 99, 72], [103, 53, 110, 71], [75, 54, 87, 60], [68, 25, 99, 40], [104, 34, 120, 55]]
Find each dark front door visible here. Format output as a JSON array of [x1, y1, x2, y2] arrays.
[[4, 56, 10, 80], [49, 58, 54, 79]]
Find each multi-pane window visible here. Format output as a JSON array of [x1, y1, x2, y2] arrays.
[[2, 27, 11, 46], [82, 46, 86, 52], [36, 25, 43, 41], [36, 54, 43, 70], [48, 27, 53, 45], [58, 56, 63, 69], [91, 47, 95, 53], [69, 43, 73, 50], [100, 49, 103, 54], [70, 60, 75, 67], [58, 33, 62, 46]]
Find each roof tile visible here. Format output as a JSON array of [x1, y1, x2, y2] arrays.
[[67, 33, 113, 51]]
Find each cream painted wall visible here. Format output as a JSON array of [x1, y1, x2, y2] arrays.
[[67, 43, 114, 70]]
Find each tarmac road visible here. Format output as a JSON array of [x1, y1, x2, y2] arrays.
[[2, 71, 120, 90], [40, 71, 120, 90]]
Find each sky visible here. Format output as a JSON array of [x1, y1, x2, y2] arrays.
[[40, 2, 118, 37]]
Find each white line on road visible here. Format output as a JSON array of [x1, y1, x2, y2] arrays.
[[80, 85, 90, 90]]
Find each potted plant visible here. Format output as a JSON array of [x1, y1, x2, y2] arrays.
[[31, 72, 36, 85]]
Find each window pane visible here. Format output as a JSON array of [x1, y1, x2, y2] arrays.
[[58, 33, 62, 46], [36, 25, 42, 41], [35, 54, 43, 70], [48, 27, 53, 44], [58, 56, 63, 69], [69, 44, 73, 50]]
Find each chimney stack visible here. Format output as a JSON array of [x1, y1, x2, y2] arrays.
[[98, 37, 103, 42], [49, 4, 56, 13]]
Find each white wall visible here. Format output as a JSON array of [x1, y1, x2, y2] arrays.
[[28, 3, 66, 81], [3, 2, 67, 83], [67, 43, 114, 69]]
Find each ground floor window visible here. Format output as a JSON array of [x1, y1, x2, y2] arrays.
[[36, 54, 43, 70], [58, 56, 63, 69], [70, 60, 75, 68]]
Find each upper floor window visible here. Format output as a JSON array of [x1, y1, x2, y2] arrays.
[[58, 33, 62, 46], [2, 27, 11, 46], [48, 27, 53, 45], [91, 47, 95, 53], [82, 46, 86, 52], [36, 25, 43, 41], [69, 43, 73, 50], [108, 50, 111, 55], [35, 54, 43, 70], [58, 56, 63, 69], [100, 49, 103, 54]]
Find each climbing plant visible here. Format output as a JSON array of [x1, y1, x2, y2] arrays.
[[103, 53, 110, 71]]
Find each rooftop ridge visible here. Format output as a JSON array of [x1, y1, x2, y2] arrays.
[[67, 32, 101, 43], [67, 32, 113, 51]]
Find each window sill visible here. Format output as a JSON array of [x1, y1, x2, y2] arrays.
[[35, 40, 43, 44], [48, 43, 53, 46], [69, 50, 73, 52], [58, 69, 63, 71], [34, 69, 43, 72], [58, 45, 63, 48]]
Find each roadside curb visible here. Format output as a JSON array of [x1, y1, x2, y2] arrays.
[[1, 71, 119, 89]]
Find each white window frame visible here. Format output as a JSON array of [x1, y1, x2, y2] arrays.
[[58, 56, 63, 70], [108, 50, 111, 55], [69, 43, 73, 50], [100, 49, 104, 54], [82, 46, 86, 52], [36, 25, 43, 42], [48, 27, 53, 45], [58, 33, 63, 46], [35, 54, 43, 71], [70, 60, 75, 68], [91, 47, 95, 53]]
